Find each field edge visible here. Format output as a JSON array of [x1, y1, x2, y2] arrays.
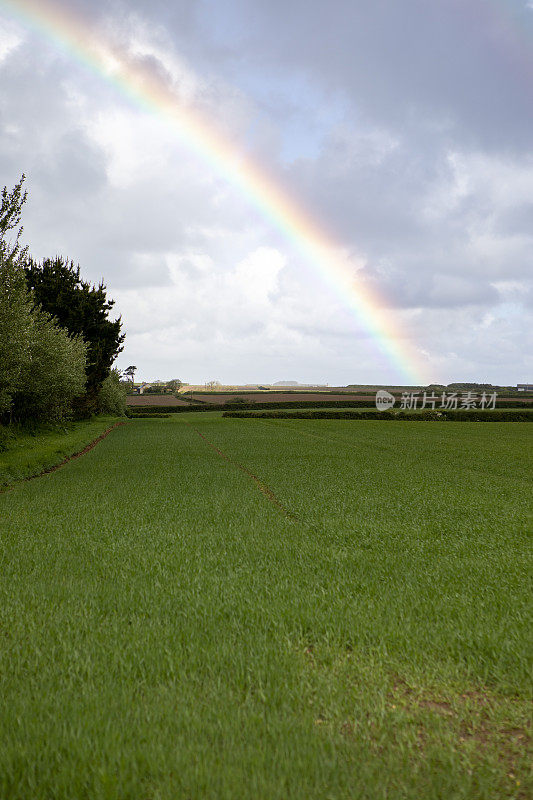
[[0, 416, 126, 489]]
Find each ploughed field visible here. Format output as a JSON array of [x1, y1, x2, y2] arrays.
[[126, 394, 190, 406], [189, 392, 377, 404], [0, 414, 531, 799]]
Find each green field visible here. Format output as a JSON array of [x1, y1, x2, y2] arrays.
[[0, 414, 531, 799]]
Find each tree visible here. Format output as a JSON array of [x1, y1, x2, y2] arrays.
[[0, 177, 88, 423], [0, 174, 27, 265], [24, 256, 125, 414], [1, 176, 89, 423], [123, 365, 137, 386], [0, 255, 33, 416], [165, 378, 182, 392], [0, 175, 32, 416]]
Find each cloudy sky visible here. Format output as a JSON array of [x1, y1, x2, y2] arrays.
[[1, 0, 532, 386]]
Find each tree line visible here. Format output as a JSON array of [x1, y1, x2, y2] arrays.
[[0, 176, 125, 426]]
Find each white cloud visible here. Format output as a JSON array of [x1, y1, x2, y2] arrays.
[[231, 247, 285, 305], [0, 17, 23, 62]]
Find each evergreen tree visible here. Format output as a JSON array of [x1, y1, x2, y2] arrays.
[[25, 257, 125, 414]]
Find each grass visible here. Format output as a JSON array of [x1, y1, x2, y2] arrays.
[[0, 414, 531, 799], [0, 416, 124, 488]]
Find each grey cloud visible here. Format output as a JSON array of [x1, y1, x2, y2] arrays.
[[495, 203, 533, 236], [32, 130, 108, 195], [202, 0, 533, 153], [378, 271, 501, 310]]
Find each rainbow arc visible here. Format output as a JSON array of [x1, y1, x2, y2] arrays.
[[1, 0, 436, 383]]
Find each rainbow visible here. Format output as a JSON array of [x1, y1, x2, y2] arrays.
[[0, 0, 433, 383]]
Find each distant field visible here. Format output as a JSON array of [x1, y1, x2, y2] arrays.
[[126, 394, 189, 406], [0, 414, 531, 799], [189, 392, 378, 404], [192, 392, 533, 404], [132, 391, 533, 407]]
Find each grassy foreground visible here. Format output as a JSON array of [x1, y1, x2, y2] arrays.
[[0, 414, 531, 799]]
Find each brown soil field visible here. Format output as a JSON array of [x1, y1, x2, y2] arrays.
[[126, 395, 189, 406], [191, 392, 532, 405], [128, 392, 531, 407], [190, 393, 376, 404]]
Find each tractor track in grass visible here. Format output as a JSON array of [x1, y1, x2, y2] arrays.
[[187, 423, 299, 522], [0, 421, 127, 493]]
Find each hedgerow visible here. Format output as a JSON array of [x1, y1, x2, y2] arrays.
[[127, 412, 170, 418], [222, 409, 533, 422]]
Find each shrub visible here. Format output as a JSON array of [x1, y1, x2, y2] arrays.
[[0, 424, 14, 452], [12, 307, 87, 423], [97, 369, 127, 416]]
